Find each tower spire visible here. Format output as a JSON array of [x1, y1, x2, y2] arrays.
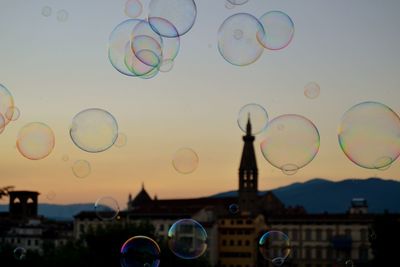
[[246, 112, 252, 135]]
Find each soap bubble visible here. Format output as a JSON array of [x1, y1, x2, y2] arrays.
[[259, 231, 291, 265], [125, 0, 143, 18], [17, 122, 55, 160], [148, 0, 197, 37], [120, 236, 161, 267], [345, 260, 354, 267], [57, 9, 69, 22], [260, 114, 320, 173], [229, 203, 239, 214], [70, 108, 118, 153], [172, 147, 199, 174], [94, 196, 120, 221], [168, 219, 207, 259], [338, 101, 400, 169], [13, 247, 27, 260], [304, 82, 320, 99], [72, 160, 91, 178], [257, 11, 294, 50], [218, 13, 265, 66], [237, 103, 269, 135], [41, 6, 52, 17]]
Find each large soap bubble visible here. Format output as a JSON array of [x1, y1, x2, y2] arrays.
[[259, 231, 291, 266], [257, 11, 294, 50], [70, 108, 118, 153], [237, 103, 269, 135], [17, 122, 55, 160], [218, 13, 265, 66], [338, 101, 400, 169], [260, 114, 320, 174], [148, 0, 197, 37], [168, 219, 207, 259], [120, 236, 161, 267]]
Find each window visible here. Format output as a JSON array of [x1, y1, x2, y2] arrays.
[[221, 220, 225, 225], [245, 240, 250, 246], [230, 240, 234, 246], [359, 247, 369, 261], [35, 239, 39, 245], [326, 247, 334, 260], [345, 229, 352, 238], [238, 240, 242, 246], [222, 240, 227, 246], [237, 220, 243, 225], [292, 229, 298, 241], [326, 229, 333, 240], [305, 247, 312, 259], [305, 229, 312, 241], [360, 229, 367, 242], [27, 239, 31, 246], [315, 246, 322, 259], [316, 229, 322, 241]]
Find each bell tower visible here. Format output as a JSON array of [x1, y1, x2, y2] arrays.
[[238, 115, 258, 214]]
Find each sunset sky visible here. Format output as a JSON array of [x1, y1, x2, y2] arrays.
[[0, 0, 400, 207]]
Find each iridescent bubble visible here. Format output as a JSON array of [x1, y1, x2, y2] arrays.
[[338, 102, 400, 169], [70, 108, 118, 153], [260, 114, 320, 172], [218, 13, 265, 66], [304, 82, 320, 99], [72, 160, 91, 178], [257, 11, 294, 50], [168, 219, 207, 259], [114, 132, 128, 148], [94, 196, 120, 221], [17, 122, 55, 160], [229, 203, 239, 214], [109, 19, 157, 77], [5, 106, 20, 121], [41, 6, 52, 17], [13, 247, 27, 260], [237, 103, 269, 135], [120, 236, 161, 267], [259, 231, 291, 265], [125, 0, 143, 19], [57, 9, 69, 22], [125, 42, 160, 77], [148, 0, 197, 37], [46, 191, 56, 200], [131, 35, 163, 67], [0, 84, 15, 126], [172, 147, 199, 174], [227, 0, 248, 6]]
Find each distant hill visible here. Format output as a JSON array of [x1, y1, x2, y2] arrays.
[[1, 178, 399, 220], [211, 177, 400, 213]]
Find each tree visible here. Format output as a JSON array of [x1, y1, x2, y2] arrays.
[[0, 186, 14, 199]]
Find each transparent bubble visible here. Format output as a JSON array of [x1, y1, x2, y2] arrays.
[[0, 84, 15, 126], [172, 147, 199, 174], [5, 106, 20, 121], [70, 108, 118, 153], [237, 103, 269, 135], [13, 247, 27, 260], [125, 42, 160, 77], [229, 203, 239, 214], [120, 236, 161, 267], [125, 0, 143, 18], [257, 11, 294, 50], [17, 122, 55, 160], [260, 114, 320, 172], [57, 9, 69, 22], [168, 219, 207, 259], [338, 102, 400, 169], [259, 231, 291, 264], [114, 132, 128, 148], [41, 6, 52, 17], [46, 191, 56, 200], [148, 0, 197, 37], [109, 19, 157, 77], [345, 260, 354, 267], [218, 13, 265, 66], [227, 0, 249, 5], [72, 160, 91, 178], [62, 154, 69, 162], [304, 82, 320, 99], [94, 196, 120, 221], [159, 59, 174, 72]]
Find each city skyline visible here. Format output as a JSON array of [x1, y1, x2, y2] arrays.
[[1, 0, 400, 206]]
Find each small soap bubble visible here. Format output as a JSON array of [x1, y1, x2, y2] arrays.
[[259, 231, 291, 265], [41, 6, 52, 17], [237, 103, 269, 135], [72, 160, 91, 178], [57, 9, 69, 22], [120, 236, 161, 267], [17, 122, 55, 160], [125, 0, 143, 18], [229, 203, 239, 214], [13, 247, 27, 260], [94, 196, 120, 221], [168, 219, 207, 259], [114, 132, 128, 148], [172, 147, 199, 174], [304, 82, 320, 99]]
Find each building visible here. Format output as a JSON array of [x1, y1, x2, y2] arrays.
[[73, 117, 399, 267]]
